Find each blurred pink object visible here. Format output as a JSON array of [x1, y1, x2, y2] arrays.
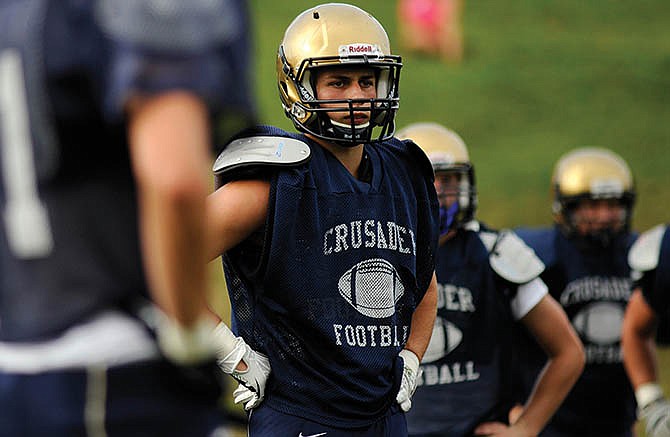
[[397, 0, 464, 62]]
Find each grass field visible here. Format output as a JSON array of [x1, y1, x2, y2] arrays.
[[217, 1, 670, 434]]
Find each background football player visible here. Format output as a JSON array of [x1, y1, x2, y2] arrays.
[[206, 3, 440, 436], [397, 122, 584, 437], [0, 0, 268, 435], [513, 147, 638, 436], [623, 224, 670, 437]]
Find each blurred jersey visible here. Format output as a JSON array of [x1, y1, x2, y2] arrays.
[[221, 125, 439, 430], [406, 222, 547, 436], [630, 224, 670, 343], [0, 0, 254, 343], [0, 0, 253, 435], [515, 226, 637, 436]]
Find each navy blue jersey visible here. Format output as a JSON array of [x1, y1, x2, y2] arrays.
[[406, 224, 530, 436], [515, 226, 637, 434], [0, 0, 253, 341], [631, 225, 670, 343], [222, 126, 439, 428]]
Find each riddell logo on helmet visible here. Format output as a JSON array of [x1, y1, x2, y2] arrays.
[[339, 44, 383, 57]]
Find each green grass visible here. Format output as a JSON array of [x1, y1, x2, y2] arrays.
[[231, 1, 670, 434], [249, 0, 670, 230]]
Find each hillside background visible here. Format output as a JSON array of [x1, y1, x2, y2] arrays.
[[216, 1, 670, 434]]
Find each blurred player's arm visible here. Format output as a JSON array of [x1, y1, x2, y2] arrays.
[[478, 294, 585, 436], [128, 93, 271, 409], [127, 91, 214, 340], [623, 289, 670, 437], [397, 273, 438, 412], [623, 288, 659, 391]]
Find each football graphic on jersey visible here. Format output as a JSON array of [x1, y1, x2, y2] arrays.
[[572, 302, 624, 345], [422, 317, 463, 363], [338, 258, 405, 318]]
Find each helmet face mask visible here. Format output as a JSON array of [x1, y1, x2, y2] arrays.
[[396, 122, 477, 236], [434, 165, 476, 234], [552, 147, 635, 247], [277, 4, 402, 145]]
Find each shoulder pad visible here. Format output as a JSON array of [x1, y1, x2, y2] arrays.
[[628, 224, 667, 272], [213, 136, 311, 176], [401, 139, 435, 182], [479, 230, 545, 284]]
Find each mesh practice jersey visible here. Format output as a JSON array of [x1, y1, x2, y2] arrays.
[[407, 223, 545, 436], [222, 125, 439, 427], [515, 226, 637, 434]]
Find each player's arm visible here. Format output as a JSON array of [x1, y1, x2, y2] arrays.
[[206, 179, 270, 261], [396, 273, 438, 412], [405, 272, 438, 360], [622, 288, 659, 390], [622, 289, 670, 437], [511, 294, 584, 435], [127, 91, 213, 331]]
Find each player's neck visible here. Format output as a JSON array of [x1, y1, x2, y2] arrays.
[[308, 134, 365, 179]]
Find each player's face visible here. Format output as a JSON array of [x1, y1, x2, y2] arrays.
[[434, 171, 460, 209], [314, 66, 377, 126], [572, 198, 626, 235]]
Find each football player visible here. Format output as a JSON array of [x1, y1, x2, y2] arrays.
[[206, 3, 439, 436], [623, 224, 670, 437], [514, 147, 638, 436], [0, 1, 267, 435], [396, 122, 584, 437]]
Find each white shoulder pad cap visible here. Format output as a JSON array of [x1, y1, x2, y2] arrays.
[[213, 136, 311, 175], [479, 230, 545, 284], [628, 224, 666, 272]]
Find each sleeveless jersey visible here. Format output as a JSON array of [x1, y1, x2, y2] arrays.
[[407, 224, 529, 436], [0, 0, 253, 341], [515, 226, 637, 434], [223, 125, 439, 427], [632, 224, 670, 343]]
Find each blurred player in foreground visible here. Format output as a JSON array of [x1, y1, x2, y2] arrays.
[[0, 1, 267, 435], [623, 224, 670, 437], [207, 3, 440, 436], [514, 147, 638, 436], [397, 122, 584, 437]]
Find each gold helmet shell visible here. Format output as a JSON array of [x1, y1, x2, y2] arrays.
[[277, 3, 402, 145], [552, 147, 635, 234], [397, 122, 477, 230], [396, 122, 470, 171]]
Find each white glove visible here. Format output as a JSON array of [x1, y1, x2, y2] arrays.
[[637, 383, 670, 437], [396, 349, 422, 412], [641, 398, 670, 437], [213, 323, 271, 410]]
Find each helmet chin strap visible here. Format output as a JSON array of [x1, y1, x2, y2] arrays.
[[321, 118, 372, 146], [439, 203, 460, 237]]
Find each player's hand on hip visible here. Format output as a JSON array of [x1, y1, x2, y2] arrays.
[[396, 349, 421, 412], [641, 398, 670, 437], [215, 332, 271, 410]]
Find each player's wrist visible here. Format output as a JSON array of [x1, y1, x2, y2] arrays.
[[636, 382, 665, 410], [399, 348, 420, 370], [157, 314, 218, 365]]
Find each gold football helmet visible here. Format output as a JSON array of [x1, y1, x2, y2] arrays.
[[396, 122, 476, 233], [277, 3, 402, 145], [552, 147, 635, 239]]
